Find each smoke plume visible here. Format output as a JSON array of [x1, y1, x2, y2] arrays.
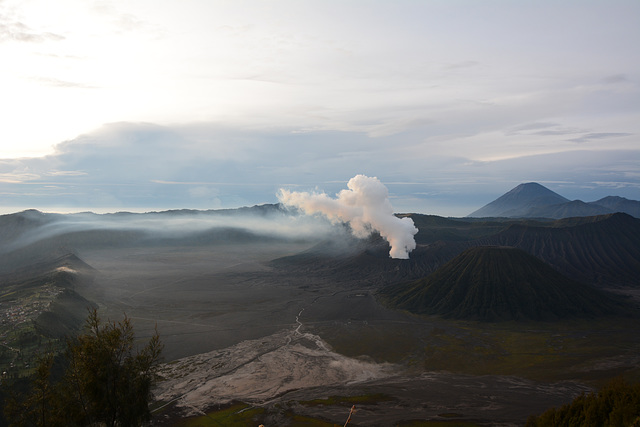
[[278, 175, 418, 259]]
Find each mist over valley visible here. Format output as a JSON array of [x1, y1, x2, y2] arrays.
[[1, 182, 639, 426], [2, 1, 639, 423]]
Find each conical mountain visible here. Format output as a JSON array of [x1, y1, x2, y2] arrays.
[[468, 182, 569, 218], [380, 246, 621, 321]]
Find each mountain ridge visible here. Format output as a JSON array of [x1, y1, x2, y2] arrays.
[[379, 246, 625, 321], [468, 183, 640, 219], [475, 212, 640, 287], [270, 212, 640, 290], [468, 183, 569, 218]]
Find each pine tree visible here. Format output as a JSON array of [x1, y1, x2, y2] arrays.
[[4, 310, 163, 427], [526, 377, 640, 427]]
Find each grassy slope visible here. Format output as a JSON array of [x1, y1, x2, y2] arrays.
[[0, 255, 95, 377], [316, 315, 640, 383]]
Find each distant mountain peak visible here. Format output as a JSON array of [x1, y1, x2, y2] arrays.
[[468, 182, 569, 218], [510, 182, 554, 193], [468, 183, 640, 219]]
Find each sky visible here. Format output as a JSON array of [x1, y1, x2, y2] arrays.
[[1, 0, 639, 217]]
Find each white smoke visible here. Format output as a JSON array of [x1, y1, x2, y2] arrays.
[[278, 174, 418, 259]]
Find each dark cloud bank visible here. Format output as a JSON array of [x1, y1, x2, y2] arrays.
[[0, 122, 638, 216]]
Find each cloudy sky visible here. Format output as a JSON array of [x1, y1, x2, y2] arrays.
[[1, 0, 638, 216]]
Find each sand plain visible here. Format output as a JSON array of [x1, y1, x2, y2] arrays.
[[68, 241, 609, 425]]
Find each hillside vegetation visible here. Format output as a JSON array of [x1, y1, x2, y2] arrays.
[[526, 377, 640, 427], [0, 254, 95, 378]]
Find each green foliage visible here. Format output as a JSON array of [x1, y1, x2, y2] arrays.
[[3, 309, 163, 427], [173, 403, 265, 427], [300, 393, 395, 406], [3, 353, 56, 427], [287, 414, 337, 426], [526, 377, 640, 427], [396, 421, 483, 427]]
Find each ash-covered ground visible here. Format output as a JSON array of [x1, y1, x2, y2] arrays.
[[71, 242, 604, 426], [152, 324, 590, 426]]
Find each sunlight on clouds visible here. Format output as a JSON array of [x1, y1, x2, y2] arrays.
[[0, 0, 638, 212], [0, 172, 40, 183], [1, 0, 638, 158], [47, 170, 88, 177]]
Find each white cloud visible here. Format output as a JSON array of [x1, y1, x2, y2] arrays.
[[0, 1, 638, 155], [0, 1, 639, 213], [0, 122, 637, 216]]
